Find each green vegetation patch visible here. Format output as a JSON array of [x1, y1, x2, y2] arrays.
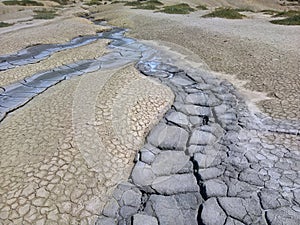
[[3, 0, 43, 6], [196, 4, 208, 10], [159, 3, 195, 14], [203, 7, 244, 19], [260, 9, 279, 15], [272, 10, 300, 18], [0, 22, 13, 28], [270, 15, 300, 25], [124, 0, 141, 6], [135, 4, 158, 10], [86, 0, 103, 5], [111, 0, 126, 4], [134, 0, 162, 10], [125, 0, 163, 10], [147, 0, 163, 6], [51, 0, 69, 5], [269, 10, 300, 25], [234, 8, 255, 12], [33, 9, 57, 19]]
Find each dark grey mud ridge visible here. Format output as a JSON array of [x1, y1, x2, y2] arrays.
[[94, 26, 300, 225], [0, 19, 299, 225]]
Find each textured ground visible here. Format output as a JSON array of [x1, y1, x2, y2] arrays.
[[97, 41, 300, 225], [0, 1, 299, 225], [0, 4, 173, 224], [95, 4, 300, 120], [0, 6, 106, 55], [0, 40, 109, 87], [0, 64, 172, 224], [91, 2, 300, 225]]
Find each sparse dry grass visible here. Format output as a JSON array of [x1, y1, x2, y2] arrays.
[[33, 9, 57, 19], [271, 15, 300, 25], [158, 3, 195, 14], [203, 7, 245, 19], [0, 22, 13, 28], [196, 4, 208, 10], [3, 0, 43, 6]]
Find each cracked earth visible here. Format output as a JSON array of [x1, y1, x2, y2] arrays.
[[97, 48, 300, 225], [0, 1, 299, 225]]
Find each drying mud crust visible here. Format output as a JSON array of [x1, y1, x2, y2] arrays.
[[0, 1, 299, 225]]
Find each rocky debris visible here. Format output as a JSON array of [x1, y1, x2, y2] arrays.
[[97, 55, 300, 224], [166, 111, 189, 127], [132, 214, 158, 225], [147, 123, 189, 151]]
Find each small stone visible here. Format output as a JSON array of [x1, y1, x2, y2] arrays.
[[185, 92, 221, 107], [147, 123, 189, 150], [188, 145, 205, 155], [177, 161, 194, 173], [131, 161, 156, 187], [170, 76, 194, 86], [214, 104, 229, 115], [151, 173, 199, 195], [166, 111, 189, 127], [143, 143, 161, 155], [120, 205, 138, 218], [122, 189, 141, 207], [219, 112, 237, 124], [189, 116, 202, 125], [145, 195, 184, 225], [218, 197, 246, 220], [227, 180, 257, 198], [179, 104, 211, 116], [95, 216, 116, 225], [133, 214, 158, 225], [258, 189, 282, 209], [198, 167, 224, 180], [140, 149, 156, 165], [151, 151, 190, 176], [266, 207, 300, 225], [102, 198, 119, 218], [224, 217, 245, 225], [189, 129, 217, 146], [239, 169, 264, 186], [204, 179, 228, 197], [174, 192, 203, 210], [157, 63, 180, 73], [201, 197, 226, 225], [219, 197, 261, 223]]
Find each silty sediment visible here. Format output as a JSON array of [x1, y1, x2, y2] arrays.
[[0, 19, 299, 225], [96, 37, 300, 225], [0, 24, 174, 224]]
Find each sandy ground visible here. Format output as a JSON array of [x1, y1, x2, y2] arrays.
[[94, 3, 300, 120], [0, 3, 107, 55], [0, 0, 299, 224], [0, 39, 109, 87], [0, 3, 174, 224], [0, 64, 173, 224]]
